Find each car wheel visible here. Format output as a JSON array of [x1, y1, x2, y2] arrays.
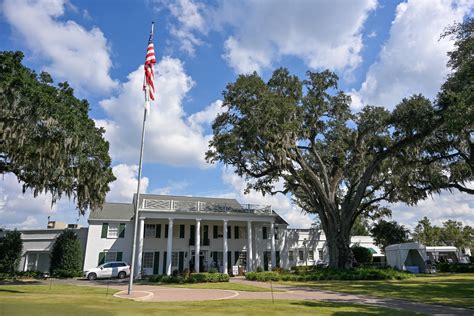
[[88, 273, 97, 280], [118, 271, 126, 279]]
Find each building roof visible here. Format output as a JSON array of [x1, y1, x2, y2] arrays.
[[89, 202, 134, 220], [89, 194, 289, 225]]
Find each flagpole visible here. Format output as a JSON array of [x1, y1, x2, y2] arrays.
[[128, 22, 154, 295]]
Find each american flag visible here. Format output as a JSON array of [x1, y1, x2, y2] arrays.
[[144, 26, 156, 101]]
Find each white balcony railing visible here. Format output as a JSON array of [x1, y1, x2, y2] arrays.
[[142, 199, 272, 215]]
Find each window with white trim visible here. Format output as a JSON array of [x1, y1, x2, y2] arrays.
[[144, 224, 156, 238], [105, 252, 117, 263], [238, 251, 247, 267], [308, 250, 314, 261], [289, 251, 294, 261], [107, 223, 119, 238], [217, 226, 223, 238], [143, 252, 153, 269], [298, 250, 304, 261], [172, 252, 178, 267], [239, 226, 247, 239], [318, 249, 324, 260], [173, 225, 180, 238]]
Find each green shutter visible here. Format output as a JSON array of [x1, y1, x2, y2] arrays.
[[213, 225, 218, 238], [116, 252, 123, 261], [153, 252, 160, 274], [101, 223, 108, 238], [98, 252, 105, 265], [156, 224, 161, 238], [119, 223, 126, 238], [234, 226, 239, 239], [165, 224, 169, 238]]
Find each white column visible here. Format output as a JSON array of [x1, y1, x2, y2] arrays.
[[270, 222, 276, 268], [195, 219, 201, 273], [223, 220, 228, 274], [247, 221, 253, 272], [135, 218, 145, 278], [282, 226, 289, 269], [166, 218, 173, 276], [24, 253, 28, 271]]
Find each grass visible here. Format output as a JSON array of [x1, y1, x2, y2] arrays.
[[280, 273, 474, 309], [165, 282, 284, 292], [0, 283, 423, 315]]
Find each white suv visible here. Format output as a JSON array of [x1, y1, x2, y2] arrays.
[[84, 261, 130, 280]]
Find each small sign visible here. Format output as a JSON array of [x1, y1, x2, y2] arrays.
[[232, 265, 239, 276]]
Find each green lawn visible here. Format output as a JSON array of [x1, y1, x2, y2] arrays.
[[165, 282, 284, 292], [280, 273, 474, 309], [0, 284, 422, 315]]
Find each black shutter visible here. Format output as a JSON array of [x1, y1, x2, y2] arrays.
[[234, 226, 239, 239], [156, 224, 161, 238], [263, 226, 268, 239], [165, 224, 169, 238], [163, 251, 167, 275], [153, 252, 160, 275], [179, 225, 185, 238], [234, 251, 240, 265], [227, 225, 231, 239], [98, 252, 105, 265], [227, 251, 232, 272], [213, 225, 218, 239]]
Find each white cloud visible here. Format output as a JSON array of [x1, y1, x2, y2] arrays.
[[159, 0, 207, 55], [107, 164, 149, 202], [219, 168, 315, 228], [1, 0, 117, 94], [96, 57, 223, 168], [213, 0, 377, 74], [0, 174, 78, 229], [390, 186, 474, 230], [354, 0, 473, 109]]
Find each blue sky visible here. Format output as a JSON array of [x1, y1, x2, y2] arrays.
[[1, 0, 473, 230]]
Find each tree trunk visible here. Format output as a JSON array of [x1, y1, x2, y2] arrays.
[[324, 220, 353, 269]]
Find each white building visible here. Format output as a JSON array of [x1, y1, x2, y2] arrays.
[[82, 194, 383, 276], [5, 194, 385, 276]]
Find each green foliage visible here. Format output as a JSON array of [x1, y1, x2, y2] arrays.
[[208, 267, 218, 273], [0, 51, 115, 214], [0, 230, 23, 274], [0, 270, 44, 280], [148, 272, 229, 284], [351, 217, 370, 236], [256, 266, 263, 272], [370, 220, 410, 251], [245, 268, 413, 282], [50, 230, 83, 278], [437, 263, 474, 273], [351, 246, 373, 265], [413, 217, 472, 249]]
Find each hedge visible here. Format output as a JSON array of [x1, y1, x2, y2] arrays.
[[246, 267, 414, 282], [0, 270, 45, 280], [148, 272, 229, 284], [437, 263, 474, 273]]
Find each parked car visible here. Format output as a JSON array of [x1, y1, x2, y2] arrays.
[[84, 261, 130, 280]]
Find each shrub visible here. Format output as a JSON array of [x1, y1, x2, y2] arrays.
[[50, 230, 83, 278], [256, 266, 263, 272], [0, 230, 23, 274], [208, 267, 218, 274], [0, 270, 44, 280], [245, 267, 413, 282], [351, 246, 373, 265], [438, 263, 474, 273], [148, 272, 229, 284]]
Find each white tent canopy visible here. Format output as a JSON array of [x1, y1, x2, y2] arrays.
[[385, 242, 427, 273]]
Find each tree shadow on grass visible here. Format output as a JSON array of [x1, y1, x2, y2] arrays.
[[0, 280, 43, 286], [290, 300, 420, 315], [0, 288, 23, 293]]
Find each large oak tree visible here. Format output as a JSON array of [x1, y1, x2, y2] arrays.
[[0, 51, 115, 214], [206, 20, 472, 269]]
